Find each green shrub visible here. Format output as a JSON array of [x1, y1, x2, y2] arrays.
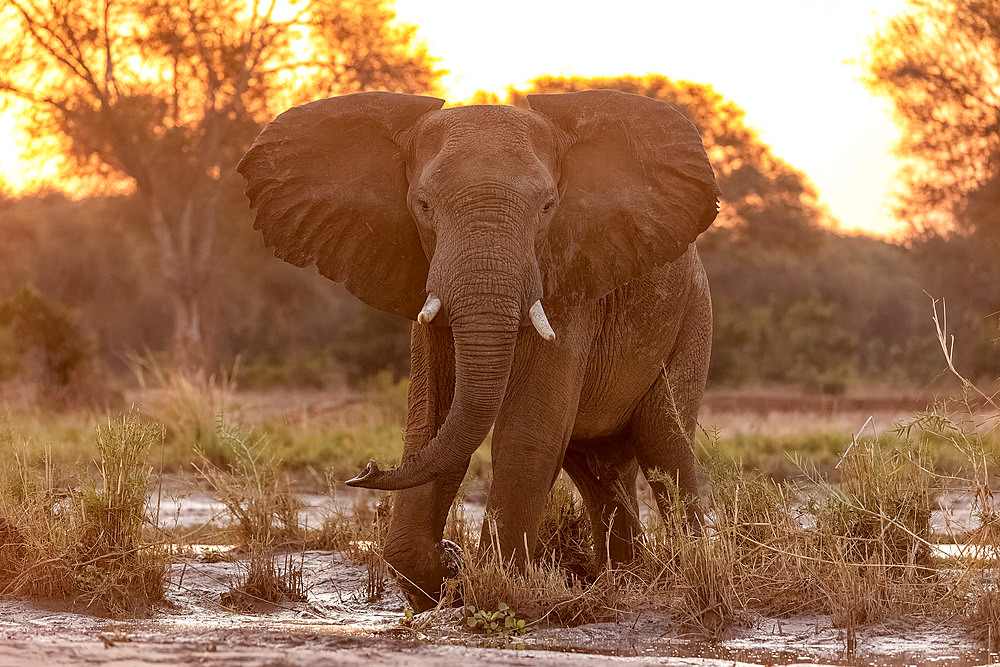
[[0, 286, 93, 388]]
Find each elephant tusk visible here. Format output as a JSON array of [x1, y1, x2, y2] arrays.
[[417, 293, 441, 325], [529, 300, 556, 341]]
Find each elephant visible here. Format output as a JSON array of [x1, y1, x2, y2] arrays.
[[237, 89, 720, 611]]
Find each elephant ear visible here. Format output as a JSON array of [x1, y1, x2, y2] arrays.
[[527, 90, 720, 302], [237, 91, 445, 319]]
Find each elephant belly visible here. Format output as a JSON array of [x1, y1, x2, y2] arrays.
[[570, 248, 701, 439]]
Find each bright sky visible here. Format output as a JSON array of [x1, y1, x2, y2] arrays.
[[395, 0, 907, 237], [0, 0, 907, 237]]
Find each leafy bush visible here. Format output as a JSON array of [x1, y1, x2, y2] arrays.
[[0, 286, 95, 400]]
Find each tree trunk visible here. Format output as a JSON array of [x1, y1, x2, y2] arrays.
[[168, 289, 209, 372], [148, 192, 218, 372]]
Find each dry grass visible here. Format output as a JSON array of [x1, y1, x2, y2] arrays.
[[301, 467, 358, 551], [446, 405, 994, 645], [436, 299, 1000, 645], [533, 478, 594, 579], [351, 492, 392, 601], [449, 516, 625, 628], [194, 425, 301, 549], [220, 544, 307, 611], [191, 422, 394, 607], [129, 352, 238, 464], [0, 409, 167, 615], [192, 423, 312, 607]]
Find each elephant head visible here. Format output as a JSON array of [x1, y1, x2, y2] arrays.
[[237, 90, 720, 490]]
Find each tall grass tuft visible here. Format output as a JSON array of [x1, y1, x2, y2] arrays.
[[350, 492, 392, 601], [194, 423, 308, 609], [194, 425, 301, 549], [533, 478, 594, 579], [0, 409, 167, 615], [809, 439, 941, 626]]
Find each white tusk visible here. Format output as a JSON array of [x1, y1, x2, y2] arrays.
[[529, 300, 556, 341], [417, 293, 441, 325]]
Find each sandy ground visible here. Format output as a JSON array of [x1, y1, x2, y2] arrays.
[[0, 543, 994, 666]]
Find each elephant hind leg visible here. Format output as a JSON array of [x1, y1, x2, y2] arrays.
[[630, 300, 711, 528], [562, 442, 642, 569]]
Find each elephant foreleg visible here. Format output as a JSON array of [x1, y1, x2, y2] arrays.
[[384, 324, 464, 611], [483, 328, 589, 567]]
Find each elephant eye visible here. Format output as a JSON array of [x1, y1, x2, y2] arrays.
[[542, 200, 555, 214], [417, 199, 431, 213]]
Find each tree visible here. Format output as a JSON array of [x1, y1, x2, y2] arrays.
[[516, 75, 833, 249], [0, 0, 439, 368], [863, 0, 1000, 249], [864, 0, 1000, 379]]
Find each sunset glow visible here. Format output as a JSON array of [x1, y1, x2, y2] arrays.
[[393, 0, 908, 237], [1, 0, 907, 237]]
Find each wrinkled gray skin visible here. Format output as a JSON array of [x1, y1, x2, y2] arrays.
[[238, 90, 720, 611]]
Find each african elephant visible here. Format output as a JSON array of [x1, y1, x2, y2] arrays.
[[237, 89, 720, 611]]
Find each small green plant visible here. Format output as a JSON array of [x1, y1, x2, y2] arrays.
[[464, 602, 528, 639]]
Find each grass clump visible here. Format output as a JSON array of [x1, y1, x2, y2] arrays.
[[220, 545, 307, 612], [450, 504, 624, 629], [0, 409, 167, 615], [637, 465, 743, 635], [351, 492, 392, 602], [902, 393, 1000, 645], [195, 425, 301, 549], [808, 440, 941, 628], [194, 423, 309, 609], [813, 440, 935, 565], [533, 479, 594, 579]]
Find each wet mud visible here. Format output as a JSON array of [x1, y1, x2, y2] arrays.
[[1, 547, 993, 666], [1, 482, 995, 666]]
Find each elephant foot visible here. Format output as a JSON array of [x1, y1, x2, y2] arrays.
[[387, 539, 465, 613]]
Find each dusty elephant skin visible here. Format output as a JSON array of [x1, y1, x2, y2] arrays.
[[237, 89, 720, 610]]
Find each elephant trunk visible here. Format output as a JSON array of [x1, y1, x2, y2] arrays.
[[347, 242, 525, 490]]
